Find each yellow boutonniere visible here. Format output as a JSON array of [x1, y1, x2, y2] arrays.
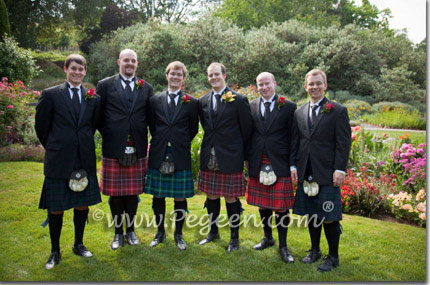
[[222, 91, 236, 102]]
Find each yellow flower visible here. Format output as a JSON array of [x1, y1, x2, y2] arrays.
[[222, 91, 236, 102], [419, 213, 426, 220], [400, 204, 413, 210]]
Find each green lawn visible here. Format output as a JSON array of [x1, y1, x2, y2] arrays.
[[0, 162, 426, 281], [364, 129, 426, 145]]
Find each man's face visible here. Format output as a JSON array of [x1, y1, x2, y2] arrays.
[[305, 74, 327, 102], [207, 65, 226, 92], [118, 52, 138, 77], [166, 68, 185, 91], [64, 61, 86, 86], [257, 75, 276, 100]]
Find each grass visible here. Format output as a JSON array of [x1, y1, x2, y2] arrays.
[[361, 110, 426, 130], [364, 129, 426, 145], [0, 162, 426, 281]]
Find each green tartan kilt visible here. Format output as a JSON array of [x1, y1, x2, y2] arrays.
[[293, 184, 342, 222], [39, 176, 102, 212], [144, 167, 194, 198]]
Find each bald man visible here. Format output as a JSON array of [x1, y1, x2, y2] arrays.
[[96, 49, 154, 250], [246, 72, 297, 263]]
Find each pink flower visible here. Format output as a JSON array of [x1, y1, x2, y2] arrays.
[[7, 105, 13, 109]]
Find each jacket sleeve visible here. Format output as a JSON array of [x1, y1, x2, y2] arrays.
[[289, 111, 299, 168], [334, 106, 351, 172], [95, 81, 106, 134], [238, 95, 253, 160], [35, 89, 53, 148], [189, 99, 199, 141]]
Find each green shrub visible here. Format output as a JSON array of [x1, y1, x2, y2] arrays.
[[370, 101, 417, 114], [361, 109, 425, 130], [0, 36, 39, 85], [344, 99, 371, 120], [0, 144, 44, 162]]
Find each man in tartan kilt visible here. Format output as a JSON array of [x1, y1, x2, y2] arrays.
[[197, 62, 253, 252], [145, 61, 199, 250], [35, 54, 102, 269], [291, 69, 351, 272], [96, 49, 154, 250], [246, 72, 297, 263]]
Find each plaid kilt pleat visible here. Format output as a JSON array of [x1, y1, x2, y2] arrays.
[[39, 176, 101, 212], [246, 154, 294, 211], [293, 183, 342, 221], [100, 156, 147, 196], [144, 167, 194, 198], [197, 169, 246, 197]]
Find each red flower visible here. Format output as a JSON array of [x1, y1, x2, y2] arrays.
[[277, 96, 286, 109], [85, 88, 96, 100], [181, 94, 191, 104], [322, 102, 334, 113], [136, 79, 145, 89]]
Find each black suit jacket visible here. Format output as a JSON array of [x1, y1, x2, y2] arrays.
[[290, 98, 351, 185], [198, 87, 253, 173], [248, 96, 297, 178], [35, 82, 100, 179], [148, 90, 199, 170], [96, 74, 153, 158]]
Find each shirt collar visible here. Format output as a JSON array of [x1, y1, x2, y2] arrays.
[[168, 89, 181, 95], [120, 74, 135, 82], [67, 82, 82, 89], [310, 97, 325, 106], [212, 86, 226, 96], [261, 94, 276, 103]]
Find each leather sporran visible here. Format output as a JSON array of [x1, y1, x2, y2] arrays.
[[259, 164, 277, 186], [159, 147, 175, 175], [303, 176, 319, 197], [118, 145, 137, 167], [69, 169, 88, 192], [207, 147, 219, 171]]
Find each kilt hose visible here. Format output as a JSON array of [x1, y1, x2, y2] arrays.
[[246, 154, 295, 211], [197, 169, 246, 197], [39, 176, 101, 212], [145, 167, 194, 198], [293, 183, 342, 222], [100, 155, 147, 196]]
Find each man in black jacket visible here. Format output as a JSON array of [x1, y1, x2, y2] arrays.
[[35, 54, 102, 269], [197, 62, 253, 252], [291, 69, 351, 272], [145, 61, 199, 250], [96, 49, 154, 250], [246, 72, 296, 263]]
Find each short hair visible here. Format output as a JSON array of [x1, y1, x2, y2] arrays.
[[305, 69, 327, 85], [119, 48, 137, 60], [256, 72, 275, 83], [166, 61, 187, 77], [207, 62, 226, 75], [64, 54, 87, 70]]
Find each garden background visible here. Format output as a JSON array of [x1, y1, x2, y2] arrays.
[[0, 0, 427, 282]]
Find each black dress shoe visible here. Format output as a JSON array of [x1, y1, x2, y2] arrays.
[[279, 247, 295, 263], [45, 252, 61, 270], [301, 248, 322, 264], [199, 232, 220, 245], [253, 237, 275, 250], [111, 234, 124, 250], [174, 234, 187, 251], [317, 255, 339, 272], [149, 231, 166, 247], [72, 244, 93, 258], [226, 238, 239, 252], [125, 231, 140, 246]]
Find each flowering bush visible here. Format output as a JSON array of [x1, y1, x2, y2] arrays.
[[0, 144, 44, 162], [341, 167, 397, 217], [344, 99, 371, 120], [387, 189, 426, 227], [370, 101, 417, 114], [391, 143, 426, 194]]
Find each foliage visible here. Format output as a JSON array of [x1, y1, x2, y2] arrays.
[[387, 189, 426, 227], [0, 77, 40, 146], [0, 36, 40, 85], [391, 143, 426, 194], [0, 0, 10, 36], [29, 50, 69, 62], [343, 99, 371, 120], [0, 144, 44, 162], [361, 109, 425, 130], [369, 101, 417, 114]]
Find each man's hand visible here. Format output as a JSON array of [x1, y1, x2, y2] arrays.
[[333, 171, 345, 187], [291, 170, 298, 184]]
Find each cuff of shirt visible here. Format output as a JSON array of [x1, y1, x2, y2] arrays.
[[290, 166, 297, 172], [335, 170, 345, 175]]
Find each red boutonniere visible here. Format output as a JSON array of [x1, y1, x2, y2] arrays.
[[136, 79, 145, 89], [322, 102, 334, 113], [181, 94, 191, 104], [277, 96, 286, 109], [85, 88, 96, 100]]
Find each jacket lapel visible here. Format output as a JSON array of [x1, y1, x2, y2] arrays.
[[77, 86, 88, 126], [265, 95, 279, 132], [170, 91, 183, 123], [300, 102, 310, 136], [130, 77, 141, 111], [114, 75, 129, 112], [160, 91, 170, 124], [310, 99, 328, 136], [214, 88, 228, 128], [252, 99, 264, 132], [61, 83, 78, 124], [205, 92, 214, 128]]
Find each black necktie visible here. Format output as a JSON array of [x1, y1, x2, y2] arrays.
[[168, 93, 177, 118], [214, 94, 221, 113], [71, 88, 80, 118], [124, 80, 133, 107], [311, 105, 318, 126], [263, 102, 271, 122]]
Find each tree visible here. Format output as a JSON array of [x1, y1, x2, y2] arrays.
[[0, 0, 10, 36]]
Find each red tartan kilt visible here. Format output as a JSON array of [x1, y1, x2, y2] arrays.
[[198, 170, 246, 197], [246, 154, 295, 211], [100, 155, 147, 196]]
